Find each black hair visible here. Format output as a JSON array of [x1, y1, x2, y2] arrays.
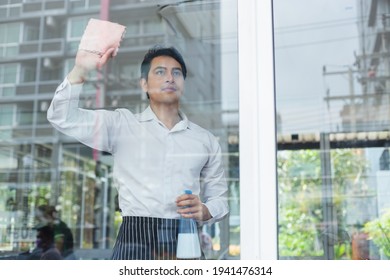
[[140, 45, 187, 80]]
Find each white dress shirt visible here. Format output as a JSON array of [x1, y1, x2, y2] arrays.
[[47, 78, 229, 225]]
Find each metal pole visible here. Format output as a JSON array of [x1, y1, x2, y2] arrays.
[[320, 132, 336, 259]]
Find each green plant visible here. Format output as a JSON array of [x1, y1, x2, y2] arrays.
[[363, 209, 390, 258], [278, 148, 370, 259]]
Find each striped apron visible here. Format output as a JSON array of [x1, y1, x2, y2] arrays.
[[111, 216, 203, 260]]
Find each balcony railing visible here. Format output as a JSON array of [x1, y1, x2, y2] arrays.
[[19, 39, 64, 56], [14, 81, 61, 97], [21, 0, 66, 15]]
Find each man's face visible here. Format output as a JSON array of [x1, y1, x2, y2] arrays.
[[140, 55, 185, 104], [36, 231, 48, 249]]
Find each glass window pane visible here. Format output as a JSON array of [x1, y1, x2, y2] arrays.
[[88, 0, 100, 8], [23, 67, 36, 82], [0, 26, 5, 43], [17, 103, 33, 126], [24, 26, 39, 41], [9, 7, 21, 17], [70, 0, 86, 10], [0, 105, 14, 126], [121, 19, 140, 36], [275, 0, 390, 260], [1, 87, 15, 97], [0, 8, 6, 18], [6, 23, 20, 42], [3, 64, 17, 83], [0, 0, 239, 260], [69, 18, 89, 38], [143, 19, 163, 33], [0, 129, 12, 140], [5, 46, 18, 57], [0, 148, 17, 169]]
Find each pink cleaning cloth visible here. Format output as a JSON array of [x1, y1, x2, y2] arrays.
[[78, 18, 126, 56]]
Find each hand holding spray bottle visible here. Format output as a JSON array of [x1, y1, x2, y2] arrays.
[[176, 189, 201, 259]]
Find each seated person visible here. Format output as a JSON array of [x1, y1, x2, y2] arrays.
[[36, 205, 75, 259], [35, 224, 63, 260]]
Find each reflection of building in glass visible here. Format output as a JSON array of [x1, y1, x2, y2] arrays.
[[345, 0, 390, 260], [0, 0, 235, 259], [323, 0, 390, 133], [341, 0, 390, 131]]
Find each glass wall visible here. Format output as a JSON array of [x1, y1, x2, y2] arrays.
[[0, 0, 239, 260], [274, 0, 390, 259]]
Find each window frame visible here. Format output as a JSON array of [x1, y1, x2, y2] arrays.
[[238, 0, 278, 259]]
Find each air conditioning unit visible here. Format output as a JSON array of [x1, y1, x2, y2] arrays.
[[40, 101, 49, 112], [43, 57, 53, 69], [45, 16, 57, 28]]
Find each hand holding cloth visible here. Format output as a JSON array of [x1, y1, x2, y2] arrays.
[[78, 18, 126, 57]]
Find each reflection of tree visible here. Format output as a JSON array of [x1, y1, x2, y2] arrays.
[[59, 158, 97, 249], [364, 209, 390, 258], [83, 176, 96, 248], [278, 150, 323, 257], [278, 149, 369, 259]]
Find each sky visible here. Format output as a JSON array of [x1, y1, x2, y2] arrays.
[[273, 0, 360, 134]]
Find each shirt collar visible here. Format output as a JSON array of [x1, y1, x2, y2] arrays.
[[138, 105, 156, 122], [138, 105, 190, 131]]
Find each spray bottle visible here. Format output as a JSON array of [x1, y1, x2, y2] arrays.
[[176, 189, 201, 259]]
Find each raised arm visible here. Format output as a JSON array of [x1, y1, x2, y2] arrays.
[[68, 48, 117, 84], [47, 48, 119, 153]]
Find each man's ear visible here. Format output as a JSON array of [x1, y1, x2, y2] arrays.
[[140, 78, 148, 93]]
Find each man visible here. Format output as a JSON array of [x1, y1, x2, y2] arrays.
[[36, 205, 75, 259], [47, 44, 228, 259], [35, 224, 63, 260]]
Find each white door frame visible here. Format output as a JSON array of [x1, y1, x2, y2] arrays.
[[238, 0, 278, 259]]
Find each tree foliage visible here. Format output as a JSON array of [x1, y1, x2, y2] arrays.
[[278, 148, 369, 258]]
